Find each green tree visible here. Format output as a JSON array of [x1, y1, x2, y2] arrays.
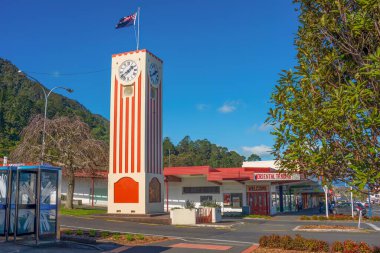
[[247, 153, 262, 161], [163, 137, 176, 167], [163, 136, 244, 168], [0, 58, 109, 157], [267, 0, 380, 193]]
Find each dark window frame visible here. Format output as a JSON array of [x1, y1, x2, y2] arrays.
[[182, 186, 220, 194]]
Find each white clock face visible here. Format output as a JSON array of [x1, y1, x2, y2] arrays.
[[149, 63, 160, 87], [119, 60, 138, 84]]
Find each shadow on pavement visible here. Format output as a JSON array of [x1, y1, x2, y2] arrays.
[[124, 245, 170, 252]]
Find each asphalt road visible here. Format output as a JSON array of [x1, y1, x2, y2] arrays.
[[60, 214, 380, 247]]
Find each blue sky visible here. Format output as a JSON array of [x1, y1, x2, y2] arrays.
[[1, 0, 298, 159]]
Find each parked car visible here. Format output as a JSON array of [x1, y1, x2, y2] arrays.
[[332, 202, 367, 216]]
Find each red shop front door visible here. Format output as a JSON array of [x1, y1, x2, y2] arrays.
[[248, 192, 269, 215]]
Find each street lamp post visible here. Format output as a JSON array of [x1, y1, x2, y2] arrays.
[[323, 185, 329, 218], [18, 70, 73, 164]]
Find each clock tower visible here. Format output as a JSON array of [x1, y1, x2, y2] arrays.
[[108, 49, 164, 214]]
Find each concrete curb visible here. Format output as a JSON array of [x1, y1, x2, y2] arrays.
[[182, 222, 244, 229]]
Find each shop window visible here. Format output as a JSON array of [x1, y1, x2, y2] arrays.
[[149, 177, 161, 203], [183, 186, 220, 194], [200, 196, 212, 203], [223, 193, 242, 208]]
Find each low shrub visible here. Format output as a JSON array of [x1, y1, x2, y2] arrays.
[[370, 216, 380, 221], [112, 233, 121, 240], [89, 230, 96, 237], [279, 235, 293, 250], [135, 234, 145, 240], [291, 234, 307, 251], [311, 215, 318, 220], [259, 235, 269, 247], [101, 231, 110, 238], [344, 240, 359, 253], [76, 229, 83, 236], [258, 234, 377, 252], [200, 200, 221, 208], [358, 242, 373, 253], [306, 239, 329, 252], [125, 233, 135, 241], [331, 241, 344, 252], [184, 200, 195, 209], [64, 230, 73, 235], [300, 215, 311, 220], [318, 216, 327, 220]]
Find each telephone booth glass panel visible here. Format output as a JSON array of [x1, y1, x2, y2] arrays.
[[0, 169, 8, 235]]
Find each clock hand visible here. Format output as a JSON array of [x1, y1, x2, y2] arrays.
[[125, 66, 134, 75]]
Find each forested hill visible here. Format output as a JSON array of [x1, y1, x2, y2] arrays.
[[0, 58, 109, 156], [163, 136, 245, 168]]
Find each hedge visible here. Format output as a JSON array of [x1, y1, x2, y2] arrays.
[[259, 234, 379, 252]]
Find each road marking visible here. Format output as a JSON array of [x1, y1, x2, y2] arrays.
[[170, 243, 232, 251], [61, 225, 254, 245], [366, 223, 380, 231], [180, 238, 246, 247], [139, 223, 160, 226], [105, 219, 125, 223], [102, 245, 130, 253], [175, 225, 197, 228]]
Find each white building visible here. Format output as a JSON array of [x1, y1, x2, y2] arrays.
[[62, 161, 324, 215]]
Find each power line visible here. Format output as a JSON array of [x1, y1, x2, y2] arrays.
[[26, 68, 111, 76]]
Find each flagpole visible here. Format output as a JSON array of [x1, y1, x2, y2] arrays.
[[137, 7, 140, 50]]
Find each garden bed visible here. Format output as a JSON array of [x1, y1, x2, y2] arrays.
[[60, 207, 107, 216], [294, 224, 364, 232], [300, 225, 358, 230], [252, 248, 314, 253], [300, 215, 380, 221], [61, 228, 170, 245], [244, 214, 272, 220]]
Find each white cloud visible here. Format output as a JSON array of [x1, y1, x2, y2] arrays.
[[247, 123, 272, 133], [242, 145, 272, 157], [218, 101, 239, 113], [258, 123, 272, 132], [52, 71, 61, 77], [196, 104, 209, 111]]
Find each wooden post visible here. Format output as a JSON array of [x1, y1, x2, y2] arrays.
[[165, 178, 169, 212]]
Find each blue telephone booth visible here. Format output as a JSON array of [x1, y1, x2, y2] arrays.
[[0, 165, 61, 244]]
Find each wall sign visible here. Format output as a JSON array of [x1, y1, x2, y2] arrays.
[[247, 185, 269, 192], [253, 173, 301, 181]]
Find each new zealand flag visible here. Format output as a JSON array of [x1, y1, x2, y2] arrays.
[[115, 13, 137, 29]]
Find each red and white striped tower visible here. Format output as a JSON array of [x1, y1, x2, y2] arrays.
[[108, 49, 163, 214]]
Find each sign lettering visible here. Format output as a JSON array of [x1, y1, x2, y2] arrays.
[[253, 173, 300, 181]]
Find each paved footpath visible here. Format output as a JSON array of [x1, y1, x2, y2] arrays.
[[0, 239, 255, 253]]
